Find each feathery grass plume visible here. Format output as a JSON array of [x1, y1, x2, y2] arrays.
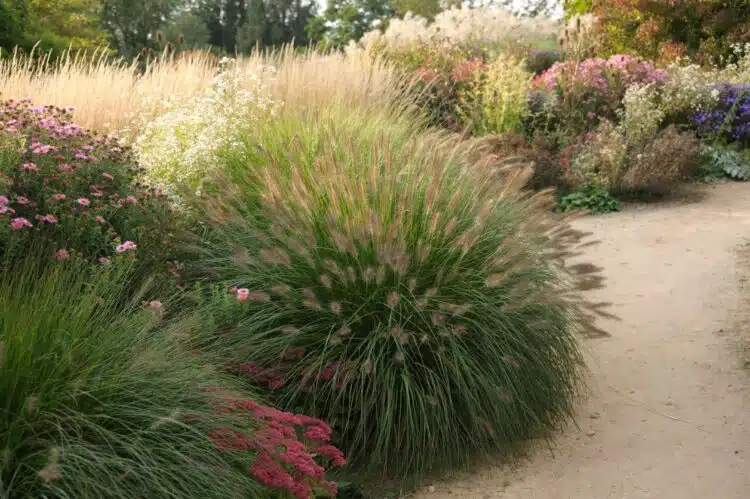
[[0, 256, 269, 498], [193, 101, 606, 481]]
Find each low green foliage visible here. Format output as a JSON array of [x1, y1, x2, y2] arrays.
[[557, 187, 620, 213], [192, 105, 593, 481], [705, 145, 750, 181]]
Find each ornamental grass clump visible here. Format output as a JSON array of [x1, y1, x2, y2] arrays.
[[0, 259, 262, 498], [0, 257, 345, 498], [194, 106, 601, 479]]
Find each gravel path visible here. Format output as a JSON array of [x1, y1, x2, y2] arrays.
[[411, 182, 750, 499]]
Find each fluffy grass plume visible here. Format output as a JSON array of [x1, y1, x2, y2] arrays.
[[0, 46, 405, 142], [194, 104, 601, 480], [0, 257, 267, 498]]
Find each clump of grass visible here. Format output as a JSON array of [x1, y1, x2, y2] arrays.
[[0, 257, 267, 498], [193, 104, 601, 480]]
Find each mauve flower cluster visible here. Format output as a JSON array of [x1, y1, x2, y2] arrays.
[[202, 388, 344, 499], [0, 98, 177, 263], [692, 84, 750, 144], [536, 54, 668, 91]]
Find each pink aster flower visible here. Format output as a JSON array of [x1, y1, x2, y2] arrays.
[[236, 288, 250, 301], [10, 217, 33, 229], [58, 163, 74, 173], [15, 196, 30, 205], [115, 240, 137, 253], [20, 162, 38, 172], [55, 249, 70, 260], [50, 193, 66, 201], [76, 198, 90, 207], [43, 214, 58, 224]]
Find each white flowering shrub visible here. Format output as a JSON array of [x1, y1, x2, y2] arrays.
[[134, 59, 277, 194], [619, 83, 665, 146], [356, 6, 561, 53]]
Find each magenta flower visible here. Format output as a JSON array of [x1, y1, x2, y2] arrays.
[[10, 217, 33, 229], [76, 198, 90, 207], [43, 214, 58, 224], [15, 196, 30, 205], [0, 195, 8, 205], [55, 249, 70, 260]]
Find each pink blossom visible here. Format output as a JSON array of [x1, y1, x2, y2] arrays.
[[10, 217, 33, 229], [50, 193, 66, 201], [98, 257, 110, 265], [236, 288, 250, 301], [76, 198, 90, 207], [0, 195, 8, 205], [55, 249, 70, 260], [43, 214, 58, 224], [102, 172, 114, 181], [15, 196, 30, 205], [115, 240, 137, 253], [20, 162, 38, 172], [57, 163, 74, 173], [95, 216, 106, 224], [149, 300, 163, 309]]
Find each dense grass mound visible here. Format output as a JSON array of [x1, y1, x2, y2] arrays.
[[0, 259, 266, 498], [196, 107, 595, 479]]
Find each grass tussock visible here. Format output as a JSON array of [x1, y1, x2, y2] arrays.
[[0, 258, 265, 498], [189, 102, 600, 480]]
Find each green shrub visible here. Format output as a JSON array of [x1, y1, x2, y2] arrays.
[[193, 106, 595, 480], [0, 99, 181, 271], [557, 186, 620, 213]]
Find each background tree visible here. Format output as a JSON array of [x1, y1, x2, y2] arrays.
[[100, 0, 184, 57], [160, 5, 211, 50], [319, 0, 395, 47], [0, 0, 28, 51], [237, 0, 316, 51], [197, 0, 246, 53]]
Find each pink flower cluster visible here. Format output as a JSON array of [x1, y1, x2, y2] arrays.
[[0, 98, 175, 264], [536, 54, 668, 91], [202, 389, 345, 499]]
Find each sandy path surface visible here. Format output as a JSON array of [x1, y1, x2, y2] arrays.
[[411, 182, 750, 499]]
